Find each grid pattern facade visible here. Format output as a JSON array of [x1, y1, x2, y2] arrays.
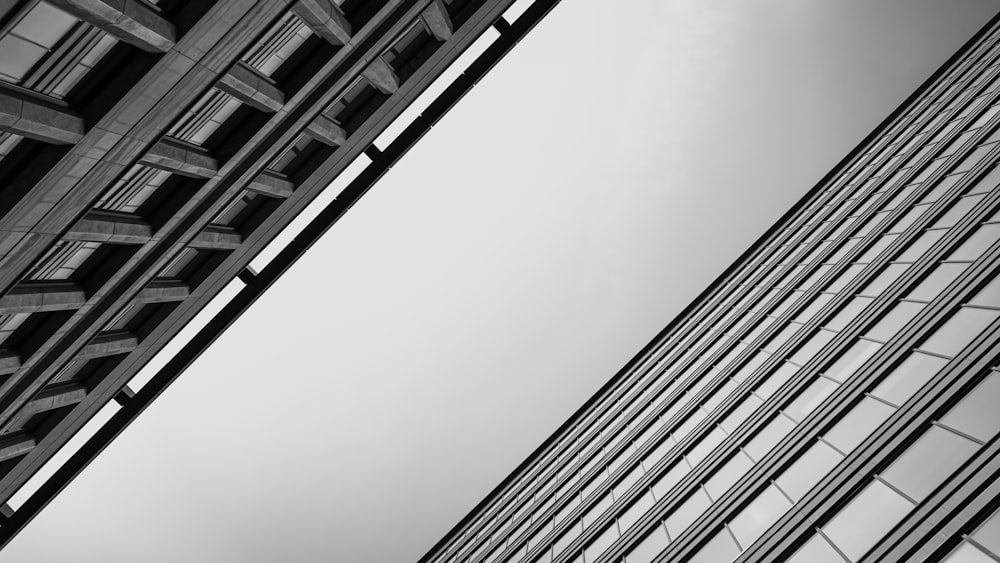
[[420, 14, 1000, 563], [0, 0, 560, 547]]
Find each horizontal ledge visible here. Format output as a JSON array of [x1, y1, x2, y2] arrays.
[[190, 225, 243, 250], [217, 62, 285, 113], [134, 279, 190, 304], [21, 383, 88, 417], [247, 169, 295, 198], [78, 330, 138, 360], [363, 57, 400, 95], [421, 0, 453, 41], [48, 0, 176, 53], [0, 282, 87, 314], [291, 0, 352, 46], [140, 137, 218, 179], [305, 115, 347, 146], [64, 210, 153, 244], [0, 433, 36, 463], [0, 86, 85, 145]]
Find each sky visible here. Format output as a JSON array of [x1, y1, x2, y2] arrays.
[[4, 1, 999, 561]]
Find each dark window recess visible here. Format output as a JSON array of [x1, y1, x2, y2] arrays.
[[443, 0, 476, 29], [159, 248, 229, 290], [45, 354, 125, 390], [0, 137, 72, 225], [271, 35, 337, 98], [69, 243, 140, 294], [3, 311, 75, 370], [137, 174, 204, 231], [326, 80, 389, 134], [213, 190, 283, 238], [106, 301, 179, 342], [339, 0, 378, 31], [203, 103, 269, 164], [383, 23, 439, 84], [67, 40, 157, 123], [271, 135, 334, 184]]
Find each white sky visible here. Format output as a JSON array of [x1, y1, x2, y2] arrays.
[[5, 1, 998, 561]]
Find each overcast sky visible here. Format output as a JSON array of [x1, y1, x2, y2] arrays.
[[5, 1, 999, 561]]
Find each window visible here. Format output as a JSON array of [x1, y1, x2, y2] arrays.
[[821, 479, 914, 561]]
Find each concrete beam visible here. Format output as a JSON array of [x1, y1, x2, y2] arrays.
[[64, 210, 153, 245], [140, 137, 218, 179], [134, 279, 190, 304], [217, 62, 285, 113], [305, 115, 347, 146], [0, 87, 85, 145], [78, 330, 138, 360], [0, 282, 87, 314], [363, 58, 399, 94], [47, 0, 176, 53], [291, 0, 352, 46], [0, 434, 35, 463], [247, 170, 294, 198], [0, 350, 20, 376], [190, 225, 243, 250], [421, 0, 453, 41], [21, 383, 88, 417]]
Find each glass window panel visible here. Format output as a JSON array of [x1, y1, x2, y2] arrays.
[[705, 451, 754, 500], [651, 462, 689, 501], [786, 377, 839, 422], [908, 263, 969, 302], [940, 371, 1000, 442], [919, 307, 999, 357], [971, 506, 1000, 555], [822, 479, 914, 562], [888, 204, 931, 234], [943, 542, 995, 563], [827, 297, 874, 331], [898, 229, 947, 261], [824, 339, 881, 382], [686, 528, 740, 563], [858, 234, 899, 264], [791, 330, 837, 366], [948, 224, 1000, 261], [719, 394, 764, 434], [826, 265, 866, 293], [687, 427, 727, 467], [16, 2, 77, 48], [729, 484, 792, 549], [744, 415, 796, 462], [618, 491, 654, 532], [553, 519, 583, 556], [756, 363, 800, 399], [866, 301, 925, 342], [613, 465, 643, 500], [969, 275, 1000, 307], [625, 525, 669, 563], [665, 488, 712, 539], [871, 352, 949, 407], [584, 523, 619, 562], [933, 194, 987, 229], [763, 324, 800, 354], [881, 425, 978, 501], [860, 264, 910, 296], [919, 173, 963, 204], [775, 439, 844, 502], [786, 534, 849, 563], [0, 35, 46, 82], [824, 397, 895, 454], [583, 493, 613, 528]]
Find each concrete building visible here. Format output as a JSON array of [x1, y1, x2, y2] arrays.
[[0, 0, 559, 546], [420, 13, 1000, 563]]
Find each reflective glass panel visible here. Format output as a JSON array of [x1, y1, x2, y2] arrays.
[[881, 425, 978, 501], [822, 479, 914, 561], [940, 371, 1000, 442]]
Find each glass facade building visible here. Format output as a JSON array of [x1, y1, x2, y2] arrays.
[[420, 13, 1000, 563]]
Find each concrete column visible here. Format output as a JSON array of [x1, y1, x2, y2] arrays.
[[64, 210, 153, 244], [305, 115, 347, 146], [248, 170, 295, 198], [48, 0, 176, 53], [363, 58, 400, 94], [217, 62, 286, 113], [78, 330, 138, 360], [0, 282, 87, 314], [190, 225, 243, 250], [291, 0, 352, 46], [0, 87, 85, 145], [421, 0, 453, 41], [140, 137, 218, 179], [134, 279, 190, 303]]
